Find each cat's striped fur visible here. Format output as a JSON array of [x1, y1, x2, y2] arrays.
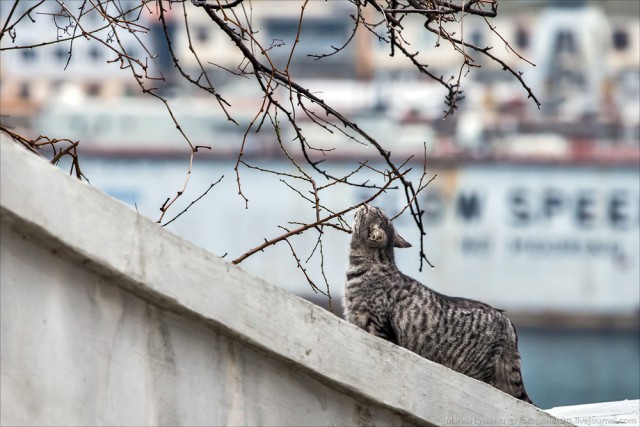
[[344, 204, 533, 404]]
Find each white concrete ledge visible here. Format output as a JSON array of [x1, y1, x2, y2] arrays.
[[0, 140, 568, 426], [547, 400, 640, 427]]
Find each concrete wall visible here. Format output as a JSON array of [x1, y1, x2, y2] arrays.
[[0, 139, 567, 426]]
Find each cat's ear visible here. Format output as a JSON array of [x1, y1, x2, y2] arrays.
[[393, 232, 412, 248], [368, 225, 387, 246]]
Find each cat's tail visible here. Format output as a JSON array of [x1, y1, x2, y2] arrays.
[[495, 350, 534, 404], [494, 322, 534, 405]]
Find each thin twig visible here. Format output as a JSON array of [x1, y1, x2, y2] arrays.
[[232, 167, 410, 265], [161, 175, 224, 227]]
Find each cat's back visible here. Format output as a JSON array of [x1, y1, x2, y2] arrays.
[[418, 280, 513, 337], [388, 275, 514, 362]]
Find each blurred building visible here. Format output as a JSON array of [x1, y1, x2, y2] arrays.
[[1, 1, 140, 106], [1, 0, 638, 128]]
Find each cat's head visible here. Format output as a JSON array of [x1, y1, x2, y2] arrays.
[[351, 204, 411, 249]]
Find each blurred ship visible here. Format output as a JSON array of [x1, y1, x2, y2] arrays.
[[3, 2, 639, 329], [33, 84, 639, 331]]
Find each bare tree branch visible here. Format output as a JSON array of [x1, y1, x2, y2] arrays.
[[2, 0, 540, 299], [232, 167, 411, 265]]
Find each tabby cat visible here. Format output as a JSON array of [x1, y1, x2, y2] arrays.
[[344, 204, 533, 404]]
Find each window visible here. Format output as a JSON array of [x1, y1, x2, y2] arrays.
[[612, 28, 629, 51], [470, 29, 483, 47], [19, 82, 31, 99], [553, 30, 576, 54], [87, 83, 101, 97], [54, 46, 67, 62], [195, 26, 209, 43], [20, 49, 36, 62], [126, 45, 138, 59], [88, 45, 101, 61], [515, 27, 529, 50]]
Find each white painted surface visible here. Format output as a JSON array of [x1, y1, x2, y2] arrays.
[[0, 139, 568, 426], [547, 400, 640, 426]]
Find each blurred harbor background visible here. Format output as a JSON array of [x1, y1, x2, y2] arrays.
[[1, 0, 638, 409]]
